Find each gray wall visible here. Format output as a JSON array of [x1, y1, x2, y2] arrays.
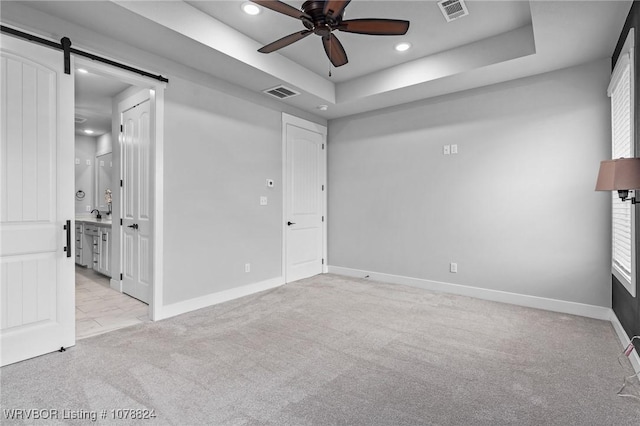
[[75, 134, 112, 216], [96, 132, 112, 156], [328, 59, 612, 307], [162, 76, 284, 304], [75, 135, 96, 215]]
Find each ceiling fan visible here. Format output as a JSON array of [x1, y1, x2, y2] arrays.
[[252, 0, 410, 67]]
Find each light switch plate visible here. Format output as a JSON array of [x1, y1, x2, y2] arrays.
[[451, 144, 458, 154], [260, 196, 268, 206], [443, 145, 450, 155], [75, 158, 80, 165], [86, 159, 91, 165]]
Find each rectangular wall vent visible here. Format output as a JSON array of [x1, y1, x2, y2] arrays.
[[437, 0, 469, 22], [263, 85, 300, 99]]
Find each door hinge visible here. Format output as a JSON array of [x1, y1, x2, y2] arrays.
[[120, 124, 123, 132], [120, 219, 123, 225], [321, 185, 324, 191], [120, 179, 123, 187], [322, 144, 325, 150], [322, 216, 324, 222], [120, 273, 123, 280], [322, 258, 324, 265]]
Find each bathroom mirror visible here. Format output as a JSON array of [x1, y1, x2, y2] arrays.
[[96, 152, 113, 214]]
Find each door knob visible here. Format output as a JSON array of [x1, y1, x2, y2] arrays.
[[287, 221, 296, 226], [127, 224, 139, 230]]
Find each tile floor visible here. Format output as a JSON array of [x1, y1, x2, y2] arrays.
[[75, 266, 149, 339]]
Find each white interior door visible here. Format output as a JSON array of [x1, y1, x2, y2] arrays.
[[284, 115, 327, 283], [0, 34, 75, 366], [121, 99, 152, 303]]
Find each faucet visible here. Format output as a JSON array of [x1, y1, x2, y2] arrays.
[[90, 209, 102, 220]]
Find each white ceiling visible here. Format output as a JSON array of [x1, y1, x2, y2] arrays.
[[75, 70, 131, 136], [186, 0, 533, 83], [2, 1, 633, 120]]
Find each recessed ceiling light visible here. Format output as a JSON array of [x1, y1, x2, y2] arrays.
[[84, 129, 94, 135], [242, 2, 261, 15], [317, 105, 328, 111], [395, 42, 412, 52], [76, 68, 89, 74]]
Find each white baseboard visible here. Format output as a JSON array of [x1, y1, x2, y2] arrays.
[[609, 311, 640, 374], [329, 266, 640, 373], [157, 276, 284, 321], [110, 278, 121, 293], [328, 266, 612, 320]]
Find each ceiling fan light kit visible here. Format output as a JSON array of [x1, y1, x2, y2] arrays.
[[251, 0, 410, 67]]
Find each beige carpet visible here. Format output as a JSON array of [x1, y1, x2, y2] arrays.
[[2, 274, 640, 425]]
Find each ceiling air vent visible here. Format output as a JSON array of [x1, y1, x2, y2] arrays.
[[75, 116, 87, 124], [438, 0, 469, 22], [263, 85, 300, 100]]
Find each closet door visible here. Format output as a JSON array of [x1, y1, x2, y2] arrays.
[[121, 99, 152, 304], [0, 34, 75, 366], [283, 115, 327, 283]]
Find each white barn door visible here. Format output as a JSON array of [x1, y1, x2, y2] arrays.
[[0, 35, 75, 366], [283, 114, 327, 283], [121, 99, 152, 304]]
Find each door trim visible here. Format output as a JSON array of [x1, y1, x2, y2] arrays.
[[281, 113, 328, 283], [75, 57, 165, 321]]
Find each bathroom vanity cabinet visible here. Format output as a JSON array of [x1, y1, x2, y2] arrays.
[[75, 219, 112, 277]]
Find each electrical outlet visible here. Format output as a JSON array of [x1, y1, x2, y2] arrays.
[[451, 144, 458, 154], [450, 262, 458, 273], [443, 145, 450, 155], [86, 205, 92, 212], [245, 263, 251, 273], [260, 196, 268, 206]]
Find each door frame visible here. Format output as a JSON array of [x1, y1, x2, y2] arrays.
[[281, 113, 328, 283], [75, 57, 165, 321]]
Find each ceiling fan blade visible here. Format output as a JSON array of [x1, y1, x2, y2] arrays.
[[322, 34, 348, 67], [338, 19, 410, 36], [251, 0, 311, 20], [258, 30, 313, 53], [323, 0, 351, 19]]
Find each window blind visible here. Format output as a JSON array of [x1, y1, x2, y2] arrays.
[[609, 52, 634, 289]]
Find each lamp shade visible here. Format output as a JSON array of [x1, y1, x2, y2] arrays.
[[595, 158, 640, 191]]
